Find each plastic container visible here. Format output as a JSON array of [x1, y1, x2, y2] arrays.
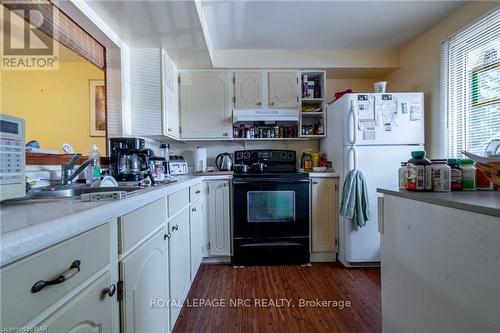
[[406, 151, 431, 191], [312, 152, 320, 168], [85, 144, 101, 185], [398, 162, 407, 190], [447, 158, 462, 191], [430, 159, 451, 192], [460, 159, 476, 191]]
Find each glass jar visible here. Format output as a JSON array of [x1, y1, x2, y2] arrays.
[[398, 162, 407, 190]]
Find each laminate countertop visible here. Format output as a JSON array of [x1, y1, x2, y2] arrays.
[[0, 174, 231, 267], [377, 188, 500, 218]]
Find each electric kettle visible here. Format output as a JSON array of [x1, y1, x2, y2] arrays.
[[215, 152, 233, 171]]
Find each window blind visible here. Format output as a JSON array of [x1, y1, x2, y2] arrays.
[[440, 7, 500, 157], [3, 0, 105, 68]]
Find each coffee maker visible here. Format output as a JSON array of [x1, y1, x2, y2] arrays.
[[108, 137, 152, 182]]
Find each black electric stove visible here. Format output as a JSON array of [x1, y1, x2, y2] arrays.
[[232, 149, 310, 266]]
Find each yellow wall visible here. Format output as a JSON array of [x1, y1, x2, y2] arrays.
[[1, 56, 106, 154], [382, 2, 498, 158], [326, 79, 382, 100]]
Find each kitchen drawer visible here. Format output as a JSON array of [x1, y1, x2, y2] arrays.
[[119, 198, 167, 253], [190, 183, 202, 202], [168, 188, 189, 218], [0, 223, 110, 328]]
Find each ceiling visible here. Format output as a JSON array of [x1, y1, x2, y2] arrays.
[[84, 0, 465, 69], [200, 0, 464, 50], [84, 0, 212, 68]]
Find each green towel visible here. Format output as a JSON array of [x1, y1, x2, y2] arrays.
[[339, 170, 371, 230]]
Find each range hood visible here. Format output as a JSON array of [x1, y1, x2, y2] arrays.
[[233, 109, 299, 122]]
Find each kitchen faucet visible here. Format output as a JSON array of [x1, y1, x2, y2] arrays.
[[60, 153, 96, 185]]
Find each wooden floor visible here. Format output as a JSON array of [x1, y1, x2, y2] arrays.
[[173, 263, 381, 333]]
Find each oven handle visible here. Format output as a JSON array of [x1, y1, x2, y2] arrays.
[[233, 178, 310, 184]]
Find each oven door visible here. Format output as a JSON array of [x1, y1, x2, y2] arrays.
[[233, 177, 309, 238]]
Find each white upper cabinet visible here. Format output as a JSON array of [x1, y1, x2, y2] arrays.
[[129, 48, 180, 140], [130, 48, 163, 136], [234, 72, 263, 108], [268, 71, 299, 108], [163, 52, 180, 139], [180, 71, 232, 139]]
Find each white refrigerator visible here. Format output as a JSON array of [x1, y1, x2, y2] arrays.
[[321, 92, 425, 266]]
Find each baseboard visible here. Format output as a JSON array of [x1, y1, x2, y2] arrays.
[[310, 252, 337, 262], [202, 256, 231, 264]]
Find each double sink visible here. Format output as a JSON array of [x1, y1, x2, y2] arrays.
[[29, 180, 177, 199]]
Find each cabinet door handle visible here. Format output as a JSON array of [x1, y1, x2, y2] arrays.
[[270, 102, 275, 106], [164, 232, 171, 240], [168, 128, 172, 132], [222, 132, 229, 137], [312, 181, 318, 184], [172, 225, 179, 231], [31, 260, 81, 293], [195, 190, 201, 194], [104, 284, 116, 297], [192, 207, 197, 212], [256, 102, 262, 105]]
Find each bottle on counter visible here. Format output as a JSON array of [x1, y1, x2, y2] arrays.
[[477, 168, 494, 190], [312, 152, 320, 168], [85, 144, 101, 185], [430, 159, 451, 192], [406, 151, 431, 191], [398, 162, 407, 190], [447, 158, 462, 191], [301, 150, 313, 170], [460, 159, 476, 191]]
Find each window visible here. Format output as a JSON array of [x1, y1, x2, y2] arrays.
[[440, 8, 500, 157]]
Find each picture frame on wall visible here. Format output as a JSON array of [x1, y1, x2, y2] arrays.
[[89, 80, 106, 137]]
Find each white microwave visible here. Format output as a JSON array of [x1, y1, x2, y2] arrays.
[[0, 115, 25, 201]]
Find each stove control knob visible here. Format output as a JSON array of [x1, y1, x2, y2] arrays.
[[244, 152, 251, 159], [237, 152, 243, 159], [287, 152, 294, 159], [280, 152, 287, 159]]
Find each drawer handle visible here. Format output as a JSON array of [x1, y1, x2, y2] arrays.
[[195, 190, 201, 194], [164, 232, 171, 240], [192, 207, 197, 212], [172, 224, 179, 231], [31, 260, 81, 293], [104, 284, 116, 297]]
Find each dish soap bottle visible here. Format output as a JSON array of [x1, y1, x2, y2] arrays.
[[86, 144, 101, 185]]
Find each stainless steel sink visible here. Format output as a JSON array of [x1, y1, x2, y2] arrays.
[[29, 185, 145, 199]]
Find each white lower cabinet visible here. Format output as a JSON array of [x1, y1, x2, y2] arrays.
[[311, 178, 339, 255], [39, 272, 115, 332], [207, 180, 231, 256], [120, 229, 170, 333], [168, 208, 191, 331], [190, 200, 203, 280]]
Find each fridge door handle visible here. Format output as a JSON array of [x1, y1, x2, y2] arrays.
[[348, 100, 356, 145], [349, 146, 358, 171]]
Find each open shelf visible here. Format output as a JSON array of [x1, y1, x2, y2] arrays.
[[299, 70, 326, 138], [301, 112, 325, 116], [232, 138, 309, 141]]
